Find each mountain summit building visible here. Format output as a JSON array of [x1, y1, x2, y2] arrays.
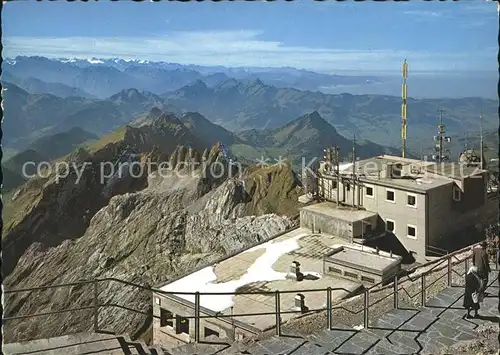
[[310, 155, 497, 261]]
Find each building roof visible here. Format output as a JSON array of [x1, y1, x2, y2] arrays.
[[326, 155, 486, 193], [155, 228, 364, 331], [325, 245, 402, 275], [301, 202, 378, 223]]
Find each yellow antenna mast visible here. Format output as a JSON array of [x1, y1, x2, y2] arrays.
[[401, 59, 408, 158]]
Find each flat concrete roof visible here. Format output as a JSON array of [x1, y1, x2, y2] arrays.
[[301, 202, 378, 223], [324, 156, 455, 193], [325, 246, 401, 275], [156, 228, 362, 331]]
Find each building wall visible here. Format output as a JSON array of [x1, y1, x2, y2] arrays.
[[361, 183, 427, 259], [152, 293, 256, 350], [300, 209, 353, 240], [323, 259, 401, 285], [324, 260, 383, 285], [317, 175, 427, 260], [351, 214, 380, 238], [427, 175, 495, 249]]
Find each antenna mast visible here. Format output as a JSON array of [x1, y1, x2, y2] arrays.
[[352, 134, 356, 208], [401, 59, 408, 158], [433, 107, 451, 163], [480, 109, 484, 169]]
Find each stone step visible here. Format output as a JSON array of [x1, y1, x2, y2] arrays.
[[306, 327, 358, 352]]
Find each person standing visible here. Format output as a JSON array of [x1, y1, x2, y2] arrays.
[[472, 241, 491, 298], [463, 266, 481, 318]]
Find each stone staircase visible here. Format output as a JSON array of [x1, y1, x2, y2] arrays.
[[4, 273, 498, 355]]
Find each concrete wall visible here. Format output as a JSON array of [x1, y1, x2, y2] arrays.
[[351, 214, 379, 238], [324, 258, 401, 286], [361, 183, 427, 259], [300, 209, 352, 240], [152, 293, 255, 350], [428, 177, 496, 249], [323, 260, 383, 285]]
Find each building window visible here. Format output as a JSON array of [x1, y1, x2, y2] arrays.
[[346, 184, 351, 192], [453, 186, 461, 202], [331, 181, 337, 189], [386, 189, 395, 202], [344, 271, 358, 279], [361, 275, 375, 284], [328, 266, 342, 274], [176, 315, 190, 335], [365, 185, 374, 198], [160, 308, 174, 328], [407, 225, 417, 239], [204, 327, 220, 338], [407, 193, 417, 208], [386, 219, 395, 233]]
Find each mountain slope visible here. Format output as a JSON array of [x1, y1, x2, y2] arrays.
[[232, 111, 399, 167], [179, 111, 240, 146], [3, 72, 95, 98], [27, 128, 99, 160]]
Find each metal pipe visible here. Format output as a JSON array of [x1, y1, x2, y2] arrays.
[[93, 281, 99, 332], [393, 276, 399, 309], [194, 292, 200, 343], [327, 287, 332, 330], [363, 290, 369, 329], [275, 291, 281, 336]]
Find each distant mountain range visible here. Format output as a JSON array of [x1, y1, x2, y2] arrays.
[[1, 83, 179, 149], [162, 79, 497, 149], [3, 74, 496, 161], [4, 56, 382, 98]]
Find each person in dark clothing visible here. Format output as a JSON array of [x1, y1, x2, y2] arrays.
[[472, 242, 491, 296], [498, 275, 500, 351], [463, 266, 481, 318]]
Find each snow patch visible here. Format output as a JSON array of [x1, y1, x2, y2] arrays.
[[88, 58, 104, 64], [161, 232, 311, 312]]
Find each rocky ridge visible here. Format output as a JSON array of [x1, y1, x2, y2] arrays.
[[3, 117, 302, 343]]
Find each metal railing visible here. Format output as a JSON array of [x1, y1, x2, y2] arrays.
[[3, 241, 486, 344]]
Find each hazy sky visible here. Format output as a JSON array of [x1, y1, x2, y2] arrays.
[[3, 0, 498, 73]]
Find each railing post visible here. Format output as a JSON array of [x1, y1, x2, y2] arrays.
[[496, 248, 499, 271], [194, 292, 200, 343], [393, 276, 399, 309], [93, 281, 99, 332], [275, 291, 281, 336], [363, 289, 369, 329], [326, 287, 332, 330], [447, 256, 452, 286], [465, 258, 469, 275], [421, 274, 426, 307]]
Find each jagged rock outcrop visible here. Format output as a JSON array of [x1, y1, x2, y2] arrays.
[[3, 138, 302, 343]]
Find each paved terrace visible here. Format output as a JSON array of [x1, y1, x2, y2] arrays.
[[170, 270, 500, 355], [158, 228, 363, 331]]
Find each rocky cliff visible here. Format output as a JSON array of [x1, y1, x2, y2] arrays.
[[3, 120, 302, 342]]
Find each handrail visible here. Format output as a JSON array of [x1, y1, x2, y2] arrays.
[[367, 241, 479, 292], [427, 245, 449, 254]]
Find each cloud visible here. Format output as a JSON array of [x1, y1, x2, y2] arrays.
[[3, 30, 494, 72], [403, 10, 446, 18]]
